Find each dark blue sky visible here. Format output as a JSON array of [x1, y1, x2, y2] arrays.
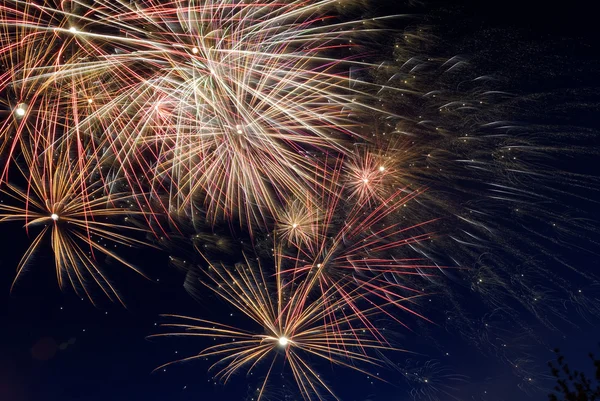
[[1, 1, 598, 401]]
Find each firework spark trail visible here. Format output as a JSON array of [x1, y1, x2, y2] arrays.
[[0, 1, 175, 236], [369, 25, 600, 342], [390, 358, 468, 401], [272, 162, 441, 341], [344, 143, 400, 206], [0, 140, 152, 306], [2, 1, 596, 400], [1, 0, 409, 230], [153, 254, 409, 401]]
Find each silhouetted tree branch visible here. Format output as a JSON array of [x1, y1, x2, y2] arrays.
[[548, 348, 600, 401]]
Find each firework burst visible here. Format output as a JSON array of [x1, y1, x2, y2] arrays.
[[0, 143, 150, 305], [274, 197, 322, 251], [344, 143, 399, 205], [153, 254, 405, 401], [0, 0, 403, 229], [273, 176, 440, 340], [1, 1, 597, 400], [153, 178, 444, 400]]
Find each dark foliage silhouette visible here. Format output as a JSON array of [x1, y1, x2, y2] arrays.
[[549, 348, 600, 401]]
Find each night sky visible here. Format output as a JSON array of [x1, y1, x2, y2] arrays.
[[1, 1, 599, 401]]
